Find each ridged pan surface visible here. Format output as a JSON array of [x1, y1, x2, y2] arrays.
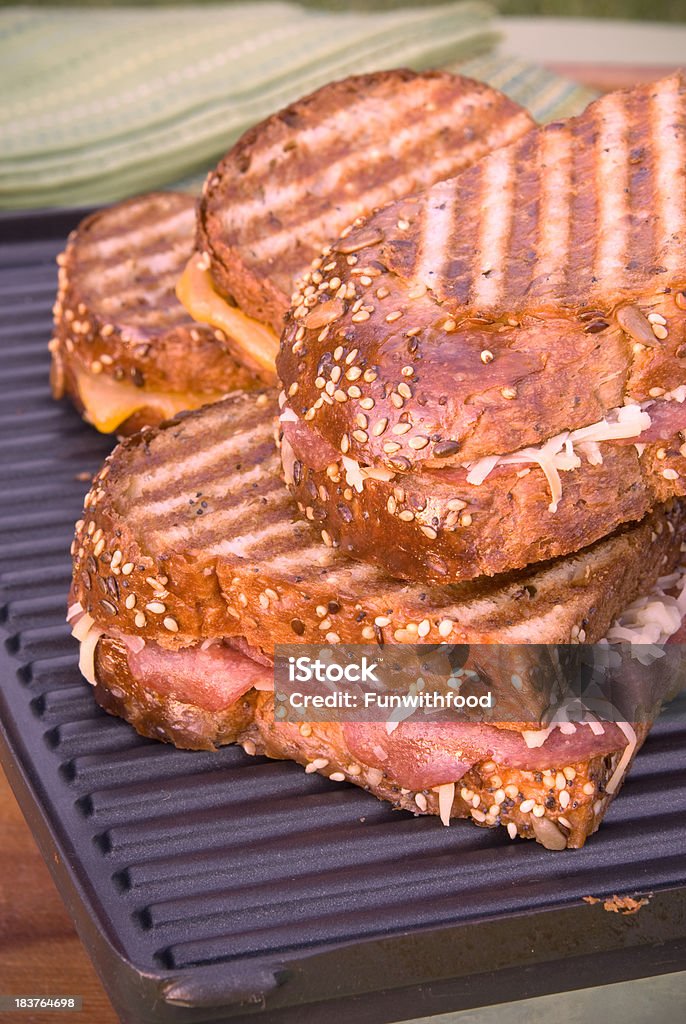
[[0, 211, 685, 1024]]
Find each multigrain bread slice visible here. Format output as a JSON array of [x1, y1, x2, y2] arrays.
[[50, 192, 259, 434], [181, 69, 535, 375], [277, 72, 686, 580], [69, 391, 686, 655]]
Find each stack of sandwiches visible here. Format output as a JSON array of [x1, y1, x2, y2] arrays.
[[60, 69, 686, 850]]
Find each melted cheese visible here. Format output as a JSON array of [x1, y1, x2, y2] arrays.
[[606, 562, 686, 645], [78, 624, 105, 686], [521, 567, 685, 765], [606, 722, 638, 794], [435, 782, 455, 826], [177, 255, 279, 378], [71, 611, 95, 642], [465, 404, 652, 511], [75, 367, 223, 434]]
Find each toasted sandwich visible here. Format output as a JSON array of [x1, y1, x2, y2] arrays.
[[277, 72, 686, 582], [50, 192, 260, 434], [68, 391, 686, 849], [178, 69, 535, 378]]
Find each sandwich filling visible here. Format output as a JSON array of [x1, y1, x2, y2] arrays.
[[177, 254, 279, 380], [281, 390, 686, 512], [61, 358, 228, 434]]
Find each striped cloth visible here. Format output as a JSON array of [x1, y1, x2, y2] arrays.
[[0, 4, 596, 209]]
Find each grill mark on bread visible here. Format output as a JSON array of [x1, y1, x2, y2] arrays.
[[75, 232, 201, 328], [371, 73, 686, 313], [80, 262, 190, 305], [141, 446, 279, 522], [129, 468, 282, 534], [531, 124, 573, 298], [472, 144, 517, 308], [500, 132, 539, 302], [237, 104, 533, 268], [653, 79, 686, 275], [445, 163, 485, 307], [208, 517, 297, 558], [76, 207, 195, 263], [241, 74, 439, 179], [200, 71, 535, 327], [260, 533, 339, 575], [229, 87, 504, 230], [416, 182, 456, 295], [95, 253, 189, 293], [96, 294, 190, 329], [124, 422, 273, 503], [561, 111, 599, 303], [239, 74, 528, 185], [593, 91, 630, 292], [160, 483, 291, 550]]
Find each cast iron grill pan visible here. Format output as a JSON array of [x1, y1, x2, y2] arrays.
[[0, 209, 685, 1024]]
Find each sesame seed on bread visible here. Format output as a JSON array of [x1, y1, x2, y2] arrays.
[[283, 424, 686, 582]]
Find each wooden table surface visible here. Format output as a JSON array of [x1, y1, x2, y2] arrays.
[[0, 765, 117, 1023], [0, 53, 681, 1024]]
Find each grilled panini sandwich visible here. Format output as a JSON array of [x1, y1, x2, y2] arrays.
[[68, 391, 686, 849], [278, 72, 686, 583], [50, 192, 259, 435], [179, 69, 535, 378]]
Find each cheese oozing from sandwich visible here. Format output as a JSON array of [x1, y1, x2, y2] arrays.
[[73, 365, 227, 434], [177, 254, 279, 380]]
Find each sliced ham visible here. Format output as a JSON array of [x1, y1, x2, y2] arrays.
[[343, 720, 628, 791], [126, 639, 271, 712]]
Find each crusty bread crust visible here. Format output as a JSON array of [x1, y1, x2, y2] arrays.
[[198, 70, 534, 332], [52, 192, 259, 432], [241, 693, 649, 850], [277, 74, 686, 471], [93, 635, 257, 750], [285, 430, 686, 581], [69, 392, 686, 655]]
